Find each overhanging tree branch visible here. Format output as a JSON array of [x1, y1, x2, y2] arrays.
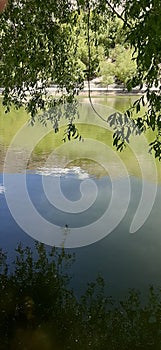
[[105, 0, 131, 28]]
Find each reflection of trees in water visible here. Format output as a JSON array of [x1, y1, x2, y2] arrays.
[[0, 242, 161, 349]]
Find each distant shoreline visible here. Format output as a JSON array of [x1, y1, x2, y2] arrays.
[[0, 85, 148, 97], [79, 88, 145, 96]]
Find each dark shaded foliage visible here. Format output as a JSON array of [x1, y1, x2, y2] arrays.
[[1, 242, 161, 349]]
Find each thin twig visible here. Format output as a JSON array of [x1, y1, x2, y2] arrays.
[[86, 1, 130, 124], [105, 0, 131, 28], [86, 1, 107, 123]]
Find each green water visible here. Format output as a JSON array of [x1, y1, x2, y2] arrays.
[[0, 95, 160, 181], [1, 94, 161, 297], [1, 95, 161, 349]]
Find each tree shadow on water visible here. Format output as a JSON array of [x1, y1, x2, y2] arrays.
[[0, 242, 161, 350]]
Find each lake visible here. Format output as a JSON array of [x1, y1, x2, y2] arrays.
[[1, 95, 161, 300]]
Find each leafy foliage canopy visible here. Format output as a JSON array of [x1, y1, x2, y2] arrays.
[[1, 1, 161, 155]]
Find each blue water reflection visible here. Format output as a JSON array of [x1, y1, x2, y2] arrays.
[[1, 171, 161, 299], [27, 172, 111, 227]]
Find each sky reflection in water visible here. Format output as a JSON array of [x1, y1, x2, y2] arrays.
[[1, 97, 161, 299], [1, 169, 161, 299]]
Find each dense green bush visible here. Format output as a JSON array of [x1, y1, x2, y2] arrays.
[[99, 45, 136, 87]]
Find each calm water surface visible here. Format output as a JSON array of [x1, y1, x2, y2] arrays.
[[1, 96, 161, 299]]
